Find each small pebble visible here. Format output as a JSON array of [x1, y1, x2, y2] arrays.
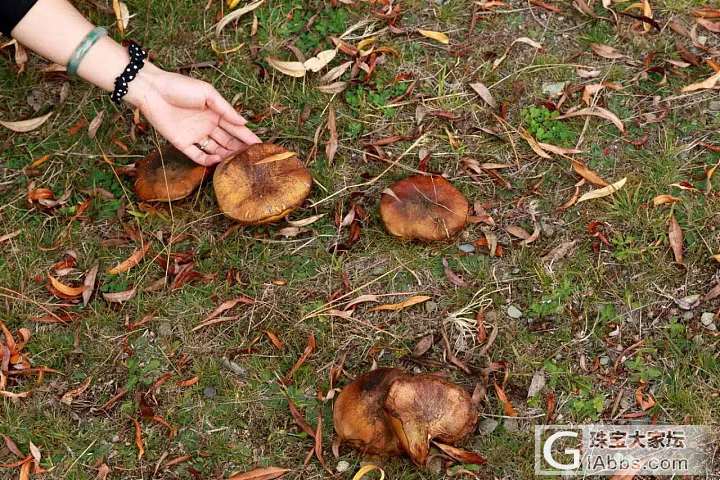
[[336, 460, 350, 473], [507, 305, 523, 319], [682, 311, 694, 321], [425, 301, 438, 313], [599, 355, 611, 366], [701, 312, 715, 327], [203, 386, 217, 398], [458, 243, 475, 253], [542, 81, 567, 97], [709, 101, 720, 112]]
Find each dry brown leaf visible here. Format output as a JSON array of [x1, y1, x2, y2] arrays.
[[537, 142, 583, 156], [493, 37, 543, 69], [102, 288, 137, 303], [697, 17, 720, 33], [287, 214, 324, 227], [493, 382, 517, 416], [265, 330, 285, 350], [412, 334, 434, 357], [177, 376, 198, 387], [317, 82, 348, 94], [577, 178, 627, 203], [304, 49, 337, 72], [469, 82, 497, 108], [652, 194, 681, 206], [319, 61, 352, 83], [107, 241, 151, 274], [442, 258, 467, 287], [572, 160, 609, 187], [417, 29, 449, 44], [283, 334, 316, 384], [193, 295, 254, 331], [60, 377, 92, 405], [668, 214, 684, 265], [131, 417, 144, 459], [519, 128, 552, 159], [1, 112, 53, 133], [83, 263, 99, 306], [112, 0, 129, 35], [48, 275, 85, 299], [326, 107, 338, 164], [635, 383, 656, 410], [227, 467, 290, 480], [267, 57, 306, 77], [681, 70, 720, 92], [590, 43, 625, 59], [506, 225, 531, 240], [369, 295, 431, 312], [558, 107, 625, 132], [88, 110, 105, 139], [216, 0, 265, 35], [19, 459, 31, 480]]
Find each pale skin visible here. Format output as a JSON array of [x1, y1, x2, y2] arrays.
[[11, 0, 261, 166]]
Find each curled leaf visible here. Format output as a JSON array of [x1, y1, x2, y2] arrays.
[[652, 194, 681, 206], [228, 467, 290, 480], [107, 241, 151, 274], [370, 295, 431, 312], [418, 29, 449, 44], [216, 0, 265, 35], [681, 70, 720, 92], [102, 288, 137, 303], [558, 107, 625, 132], [1, 112, 53, 133], [352, 465, 385, 480], [266, 57, 306, 77], [48, 275, 85, 299]]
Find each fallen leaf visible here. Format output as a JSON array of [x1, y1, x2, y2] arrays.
[[537, 142, 583, 156], [304, 49, 337, 72], [19, 459, 31, 480], [493, 382, 517, 416], [418, 29, 449, 44], [519, 128, 552, 159], [3, 435, 24, 458], [469, 82, 497, 108], [112, 0, 129, 35], [96, 463, 111, 480], [432, 441, 487, 465], [558, 106, 624, 132], [697, 18, 720, 33], [265, 330, 285, 350], [82, 263, 99, 306], [266, 57, 306, 77], [195, 295, 255, 330], [369, 295, 431, 312], [60, 377, 92, 405], [317, 82, 348, 94], [652, 194, 681, 206], [228, 467, 290, 480], [577, 177, 627, 203], [283, 334, 316, 384], [668, 214, 684, 264], [107, 241, 151, 274], [352, 464, 385, 480], [590, 43, 625, 59], [102, 288, 137, 303], [88, 110, 105, 139], [703, 283, 720, 302], [506, 225, 531, 240], [131, 418, 144, 459], [0, 230, 21, 244], [1, 112, 53, 133], [326, 107, 338, 164], [527, 371, 546, 398], [572, 160, 609, 187], [681, 70, 720, 92], [635, 383, 656, 410], [320, 61, 352, 83], [216, 0, 265, 35], [442, 258, 467, 287], [287, 214, 324, 227], [493, 37, 543, 69], [412, 334, 434, 357], [48, 275, 85, 299], [177, 376, 199, 388]]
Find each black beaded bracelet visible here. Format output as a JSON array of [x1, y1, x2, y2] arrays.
[[110, 41, 148, 105]]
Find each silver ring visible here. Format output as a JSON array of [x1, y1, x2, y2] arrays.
[[198, 138, 211, 151]]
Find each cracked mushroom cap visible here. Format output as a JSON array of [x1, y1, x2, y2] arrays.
[[213, 143, 313, 224], [134, 145, 209, 202], [380, 175, 469, 241], [383, 374, 478, 466], [333, 368, 406, 456]]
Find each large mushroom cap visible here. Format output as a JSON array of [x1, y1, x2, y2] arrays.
[[380, 175, 469, 241], [333, 368, 406, 456], [383, 374, 478, 466], [134, 145, 208, 202], [213, 143, 312, 224]]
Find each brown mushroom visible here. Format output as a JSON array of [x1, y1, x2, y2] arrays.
[[134, 145, 209, 202], [380, 175, 469, 241], [383, 374, 478, 466], [213, 143, 312, 224], [333, 368, 406, 456]]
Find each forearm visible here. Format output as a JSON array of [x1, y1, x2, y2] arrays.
[[10, 0, 156, 107]]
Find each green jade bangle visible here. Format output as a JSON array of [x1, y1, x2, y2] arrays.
[[67, 27, 107, 76]]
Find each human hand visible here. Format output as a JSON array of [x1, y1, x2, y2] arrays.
[[126, 65, 261, 166]]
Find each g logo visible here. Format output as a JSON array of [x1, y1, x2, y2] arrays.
[[543, 430, 581, 470]]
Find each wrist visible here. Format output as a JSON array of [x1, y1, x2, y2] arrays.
[[123, 62, 163, 109]]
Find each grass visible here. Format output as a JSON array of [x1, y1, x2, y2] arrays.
[[1, 0, 720, 478]]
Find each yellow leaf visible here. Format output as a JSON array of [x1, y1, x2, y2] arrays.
[[107, 242, 151, 274], [303, 49, 337, 72], [652, 194, 681, 206], [266, 57, 306, 77], [418, 29, 449, 44], [48, 275, 85, 299], [577, 177, 627, 203], [369, 295, 431, 312], [681, 70, 720, 92], [572, 160, 609, 187], [352, 464, 385, 480]]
